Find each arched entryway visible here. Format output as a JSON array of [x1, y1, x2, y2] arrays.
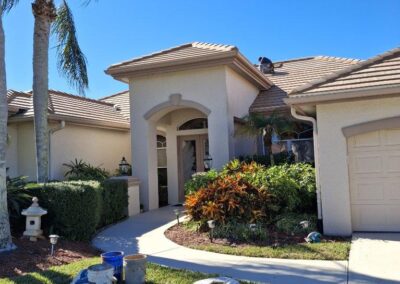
[[144, 94, 211, 206]]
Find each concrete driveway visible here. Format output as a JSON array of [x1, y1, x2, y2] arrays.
[[348, 233, 400, 283]]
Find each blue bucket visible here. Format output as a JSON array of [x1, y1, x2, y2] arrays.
[[101, 251, 124, 281]]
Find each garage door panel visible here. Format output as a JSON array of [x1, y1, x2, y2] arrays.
[[351, 181, 384, 201], [352, 155, 382, 174], [383, 129, 400, 146], [386, 181, 400, 200], [352, 205, 400, 231], [349, 129, 400, 232], [352, 131, 381, 147], [386, 155, 400, 173]]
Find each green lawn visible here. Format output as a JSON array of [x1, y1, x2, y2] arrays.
[[0, 257, 239, 284], [190, 241, 350, 260]]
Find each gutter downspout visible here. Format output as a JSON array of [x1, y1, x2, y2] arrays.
[[290, 107, 323, 233], [49, 120, 65, 180]]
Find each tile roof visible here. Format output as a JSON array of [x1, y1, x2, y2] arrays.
[[250, 56, 362, 112], [290, 47, 400, 95], [108, 42, 237, 70], [100, 90, 130, 120], [106, 42, 272, 89], [8, 90, 130, 129]]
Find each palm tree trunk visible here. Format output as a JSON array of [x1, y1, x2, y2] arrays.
[[264, 134, 275, 166], [32, 0, 56, 182], [0, 15, 13, 251]]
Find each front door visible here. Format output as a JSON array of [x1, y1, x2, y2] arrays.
[[178, 134, 209, 202]]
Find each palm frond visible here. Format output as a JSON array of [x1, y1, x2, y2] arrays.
[[235, 113, 267, 137], [81, 0, 97, 7], [53, 0, 88, 95], [0, 0, 18, 14]]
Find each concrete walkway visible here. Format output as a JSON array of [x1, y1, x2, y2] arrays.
[[348, 233, 400, 283], [93, 206, 348, 283]]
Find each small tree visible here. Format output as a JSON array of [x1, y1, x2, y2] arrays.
[[236, 112, 297, 166]]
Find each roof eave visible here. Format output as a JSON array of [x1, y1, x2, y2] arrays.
[[8, 114, 130, 131], [105, 50, 271, 89], [284, 84, 400, 106]]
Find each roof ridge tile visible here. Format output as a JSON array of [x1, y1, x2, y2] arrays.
[[314, 55, 362, 64], [108, 42, 236, 70], [99, 90, 129, 101]]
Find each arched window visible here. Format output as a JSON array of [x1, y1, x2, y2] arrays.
[[178, 118, 208, 130]]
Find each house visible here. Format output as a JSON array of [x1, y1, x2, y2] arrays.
[[106, 42, 400, 236], [6, 89, 131, 181], [285, 47, 400, 235]]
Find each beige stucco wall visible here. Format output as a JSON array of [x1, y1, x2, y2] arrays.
[[316, 96, 400, 235], [50, 123, 131, 180], [129, 65, 261, 210], [225, 67, 259, 157], [6, 121, 131, 182], [6, 124, 19, 178], [16, 122, 36, 181]]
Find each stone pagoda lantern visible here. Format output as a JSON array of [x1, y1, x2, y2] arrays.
[[22, 197, 47, 241]]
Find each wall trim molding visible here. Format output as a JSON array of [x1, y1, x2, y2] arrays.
[[342, 116, 400, 137], [143, 94, 211, 120]]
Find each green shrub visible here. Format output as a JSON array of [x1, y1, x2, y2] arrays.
[[185, 160, 317, 227], [31, 181, 102, 241], [184, 169, 218, 195], [185, 172, 271, 225], [213, 222, 269, 242], [7, 176, 32, 234], [27, 179, 129, 241], [6, 176, 32, 219], [266, 163, 316, 214], [100, 179, 129, 227], [238, 153, 295, 167], [275, 213, 317, 235], [63, 159, 110, 181]]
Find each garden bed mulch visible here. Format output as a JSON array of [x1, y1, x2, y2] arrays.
[[166, 223, 309, 247], [0, 237, 100, 278], [165, 223, 351, 260]]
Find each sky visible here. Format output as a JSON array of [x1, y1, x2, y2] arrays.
[[4, 0, 400, 99]]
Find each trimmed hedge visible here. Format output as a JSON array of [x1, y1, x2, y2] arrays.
[[100, 179, 129, 227], [28, 179, 129, 241]]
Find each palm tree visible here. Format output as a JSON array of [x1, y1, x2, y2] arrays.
[[0, 0, 19, 252], [236, 112, 297, 166], [32, 0, 88, 182]]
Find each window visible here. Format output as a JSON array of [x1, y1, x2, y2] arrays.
[[157, 135, 168, 206], [178, 118, 208, 130], [157, 135, 167, 168]]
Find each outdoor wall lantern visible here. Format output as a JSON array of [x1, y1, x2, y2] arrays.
[[49, 234, 60, 256], [119, 157, 130, 175], [207, 220, 216, 242], [173, 209, 180, 225], [203, 155, 213, 171], [22, 197, 47, 242]]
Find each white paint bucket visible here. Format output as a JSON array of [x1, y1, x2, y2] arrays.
[[87, 263, 115, 284], [124, 254, 147, 284]]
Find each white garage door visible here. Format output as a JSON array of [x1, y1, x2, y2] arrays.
[[348, 128, 400, 231]]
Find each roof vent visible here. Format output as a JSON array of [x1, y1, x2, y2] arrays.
[[113, 105, 121, 111], [258, 57, 283, 74]]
